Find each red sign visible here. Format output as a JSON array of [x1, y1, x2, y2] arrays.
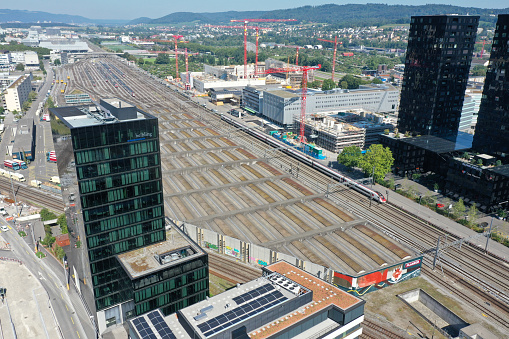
[[5, 217, 14, 221], [405, 259, 421, 268]]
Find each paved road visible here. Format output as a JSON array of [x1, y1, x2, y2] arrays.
[[0, 219, 95, 339]]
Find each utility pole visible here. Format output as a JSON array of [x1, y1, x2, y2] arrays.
[[9, 174, 19, 217], [485, 217, 493, 253], [371, 165, 375, 188]]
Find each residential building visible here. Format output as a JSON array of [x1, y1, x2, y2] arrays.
[[0, 51, 10, 71], [4, 73, 32, 111], [129, 260, 365, 339], [49, 99, 208, 334], [472, 14, 509, 156], [397, 15, 479, 137], [262, 85, 399, 128]]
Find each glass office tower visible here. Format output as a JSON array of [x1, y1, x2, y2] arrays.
[[49, 98, 165, 332], [397, 15, 479, 137], [472, 14, 509, 156]]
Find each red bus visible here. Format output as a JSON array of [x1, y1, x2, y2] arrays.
[[12, 159, 27, 169]]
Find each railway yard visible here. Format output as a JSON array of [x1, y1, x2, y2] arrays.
[[53, 55, 509, 336]]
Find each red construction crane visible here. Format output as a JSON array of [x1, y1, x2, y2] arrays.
[[137, 36, 188, 80], [475, 39, 489, 58], [262, 64, 321, 143], [317, 36, 343, 82], [275, 45, 301, 66], [230, 19, 297, 79]]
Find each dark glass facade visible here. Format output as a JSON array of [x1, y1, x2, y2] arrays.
[[132, 255, 208, 316], [49, 104, 165, 316], [472, 15, 509, 156], [398, 15, 479, 137]]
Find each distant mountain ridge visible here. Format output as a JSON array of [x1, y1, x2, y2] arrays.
[[130, 4, 508, 26], [2, 4, 509, 27]]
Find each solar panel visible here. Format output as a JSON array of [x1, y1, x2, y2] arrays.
[[146, 310, 176, 339]]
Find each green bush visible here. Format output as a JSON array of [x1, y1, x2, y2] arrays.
[[40, 208, 57, 221], [18, 231, 26, 237]]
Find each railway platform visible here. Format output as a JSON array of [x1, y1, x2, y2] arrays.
[[374, 182, 509, 261]]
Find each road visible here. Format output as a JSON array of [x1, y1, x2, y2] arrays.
[[0, 220, 95, 339]]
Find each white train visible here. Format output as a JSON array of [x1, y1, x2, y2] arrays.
[[221, 114, 386, 203], [0, 168, 26, 182]]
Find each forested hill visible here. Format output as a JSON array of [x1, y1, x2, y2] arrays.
[[140, 4, 508, 26]]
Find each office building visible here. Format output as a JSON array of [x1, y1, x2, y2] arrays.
[[129, 261, 365, 339], [472, 14, 509, 156], [49, 99, 208, 333], [397, 15, 479, 137], [262, 85, 399, 128]]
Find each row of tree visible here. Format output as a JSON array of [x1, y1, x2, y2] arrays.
[[337, 144, 394, 182]]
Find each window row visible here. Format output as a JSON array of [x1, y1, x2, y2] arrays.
[[77, 154, 159, 180], [81, 180, 161, 209], [75, 140, 158, 165], [79, 167, 160, 194], [134, 275, 208, 303], [87, 217, 165, 249], [83, 193, 162, 222], [85, 206, 164, 236], [88, 230, 165, 262]]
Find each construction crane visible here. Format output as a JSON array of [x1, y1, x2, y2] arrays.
[[135, 36, 188, 80], [230, 19, 297, 79], [204, 25, 263, 76], [475, 38, 489, 58], [317, 36, 342, 82], [184, 48, 199, 90], [275, 45, 301, 66], [262, 64, 321, 143]]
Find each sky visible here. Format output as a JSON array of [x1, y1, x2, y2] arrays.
[[6, 0, 509, 20]]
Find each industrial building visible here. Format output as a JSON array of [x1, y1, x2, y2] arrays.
[[38, 40, 91, 53], [129, 260, 365, 339], [472, 14, 509, 156], [3, 73, 32, 111], [299, 113, 395, 152], [192, 73, 266, 93], [11, 117, 35, 161], [49, 99, 208, 334], [261, 85, 399, 128], [397, 15, 479, 137]]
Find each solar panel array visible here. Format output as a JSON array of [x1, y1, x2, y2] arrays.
[[232, 284, 275, 305], [132, 317, 157, 339], [147, 311, 177, 339], [197, 289, 287, 337]]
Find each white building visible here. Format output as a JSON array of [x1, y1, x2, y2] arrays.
[[23, 51, 39, 68], [4, 73, 32, 112], [0, 52, 10, 71], [262, 84, 400, 128]]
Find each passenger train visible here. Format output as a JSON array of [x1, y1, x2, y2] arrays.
[[221, 114, 386, 203]]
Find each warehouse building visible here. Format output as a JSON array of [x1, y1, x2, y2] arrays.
[[129, 261, 365, 339]]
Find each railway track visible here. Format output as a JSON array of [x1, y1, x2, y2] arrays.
[[208, 252, 261, 284], [361, 319, 409, 339], [0, 178, 64, 213], [59, 55, 509, 333]]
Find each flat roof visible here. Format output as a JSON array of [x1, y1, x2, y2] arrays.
[[50, 98, 154, 129], [393, 133, 472, 154], [117, 226, 204, 280], [268, 90, 300, 99]]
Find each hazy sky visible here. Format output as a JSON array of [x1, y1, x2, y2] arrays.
[[7, 1, 509, 20]]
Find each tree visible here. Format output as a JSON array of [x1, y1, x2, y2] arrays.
[[462, 152, 470, 160], [371, 78, 383, 84], [155, 53, 170, 64], [40, 208, 57, 221], [337, 145, 362, 168], [308, 80, 321, 89], [28, 91, 37, 102], [57, 214, 68, 234], [338, 74, 362, 89], [54, 59, 61, 66], [43, 233, 56, 247], [358, 144, 394, 182], [321, 78, 336, 91], [467, 203, 478, 225], [0, 107, 4, 114], [452, 198, 466, 219], [472, 65, 486, 76], [22, 101, 31, 112], [15, 63, 24, 71], [54, 244, 65, 261]]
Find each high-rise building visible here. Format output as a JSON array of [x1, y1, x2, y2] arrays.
[[397, 15, 479, 137], [50, 99, 209, 333], [472, 14, 509, 156]]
